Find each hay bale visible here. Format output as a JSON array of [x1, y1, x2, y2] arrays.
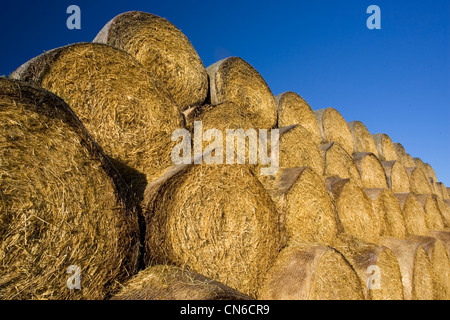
[[393, 143, 416, 168], [314, 108, 354, 156], [275, 91, 322, 145], [347, 121, 378, 154], [333, 234, 404, 300], [326, 177, 380, 243], [372, 134, 398, 162], [278, 125, 324, 176], [143, 163, 280, 297], [206, 57, 277, 128], [0, 78, 140, 299], [364, 189, 407, 239], [395, 193, 429, 236], [415, 194, 445, 231], [11, 42, 183, 199], [409, 235, 450, 300], [260, 167, 338, 246], [110, 265, 253, 300], [436, 182, 450, 200], [380, 237, 434, 300], [353, 152, 388, 189], [405, 167, 433, 195], [258, 244, 364, 300], [424, 163, 439, 196], [382, 160, 411, 193], [319, 142, 362, 186], [435, 197, 450, 228], [428, 231, 450, 258], [93, 11, 208, 109]]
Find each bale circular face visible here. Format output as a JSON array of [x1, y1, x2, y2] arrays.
[[320, 142, 362, 186], [275, 91, 322, 145], [334, 234, 404, 300], [110, 265, 253, 300], [12, 42, 183, 197], [314, 108, 354, 156], [347, 121, 378, 155], [327, 178, 381, 244], [143, 164, 280, 297], [207, 57, 278, 129], [257, 245, 364, 300], [353, 152, 388, 189], [0, 78, 139, 299], [372, 133, 398, 162], [94, 11, 208, 109]]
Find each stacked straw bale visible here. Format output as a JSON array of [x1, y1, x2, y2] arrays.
[[110, 265, 252, 300], [364, 189, 407, 239], [143, 163, 280, 297], [347, 121, 378, 154], [409, 236, 450, 300], [319, 142, 362, 186], [314, 108, 354, 156], [395, 193, 429, 236], [435, 198, 450, 228], [275, 91, 322, 145], [436, 182, 449, 200], [393, 143, 416, 168], [372, 134, 398, 162], [326, 177, 380, 243], [206, 57, 277, 128], [414, 194, 445, 231], [353, 152, 388, 189], [382, 160, 411, 193], [258, 244, 364, 300], [406, 167, 433, 195], [380, 237, 434, 300], [260, 167, 338, 246], [0, 78, 140, 299], [11, 42, 183, 199], [333, 235, 404, 300], [93, 11, 208, 109], [428, 232, 450, 258], [424, 163, 439, 195]]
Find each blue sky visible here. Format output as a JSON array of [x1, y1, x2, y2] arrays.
[[1, 0, 449, 184]]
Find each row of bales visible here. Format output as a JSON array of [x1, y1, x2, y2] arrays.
[[1, 11, 449, 300]]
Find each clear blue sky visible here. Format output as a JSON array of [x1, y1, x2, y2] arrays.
[[1, 0, 449, 184]]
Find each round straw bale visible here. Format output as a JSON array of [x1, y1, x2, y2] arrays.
[[424, 163, 439, 195], [409, 235, 450, 300], [258, 244, 363, 300], [93, 11, 208, 109], [380, 237, 434, 300], [326, 177, 380, 243], [364, 189, 407, 239], [0, 78, 139, 299], [347, 121, 378, 154], [260, 167, 338, 246], [428, 231, 450, 258], [12, 42, 183, 198], [278, 125, 324, 176], [206, 57, 277, 128], [275, 91, 322, 145], [319, 142, 362, 187], [314, 108, 354, 155], [395, 193, 429, 236], [405, 167, 433, 195], [372, 134, 398, 162], [143, 163, 280, 297], [414, 194, 445, 231], [333, 234, 404, 300], [435, 197, 450, 228], [110, 265, 253, 300], [353, 152, 388, 189], [382, 160, 411, 193], [436, 182, 450, 200], [393, 143, 416, 168]]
